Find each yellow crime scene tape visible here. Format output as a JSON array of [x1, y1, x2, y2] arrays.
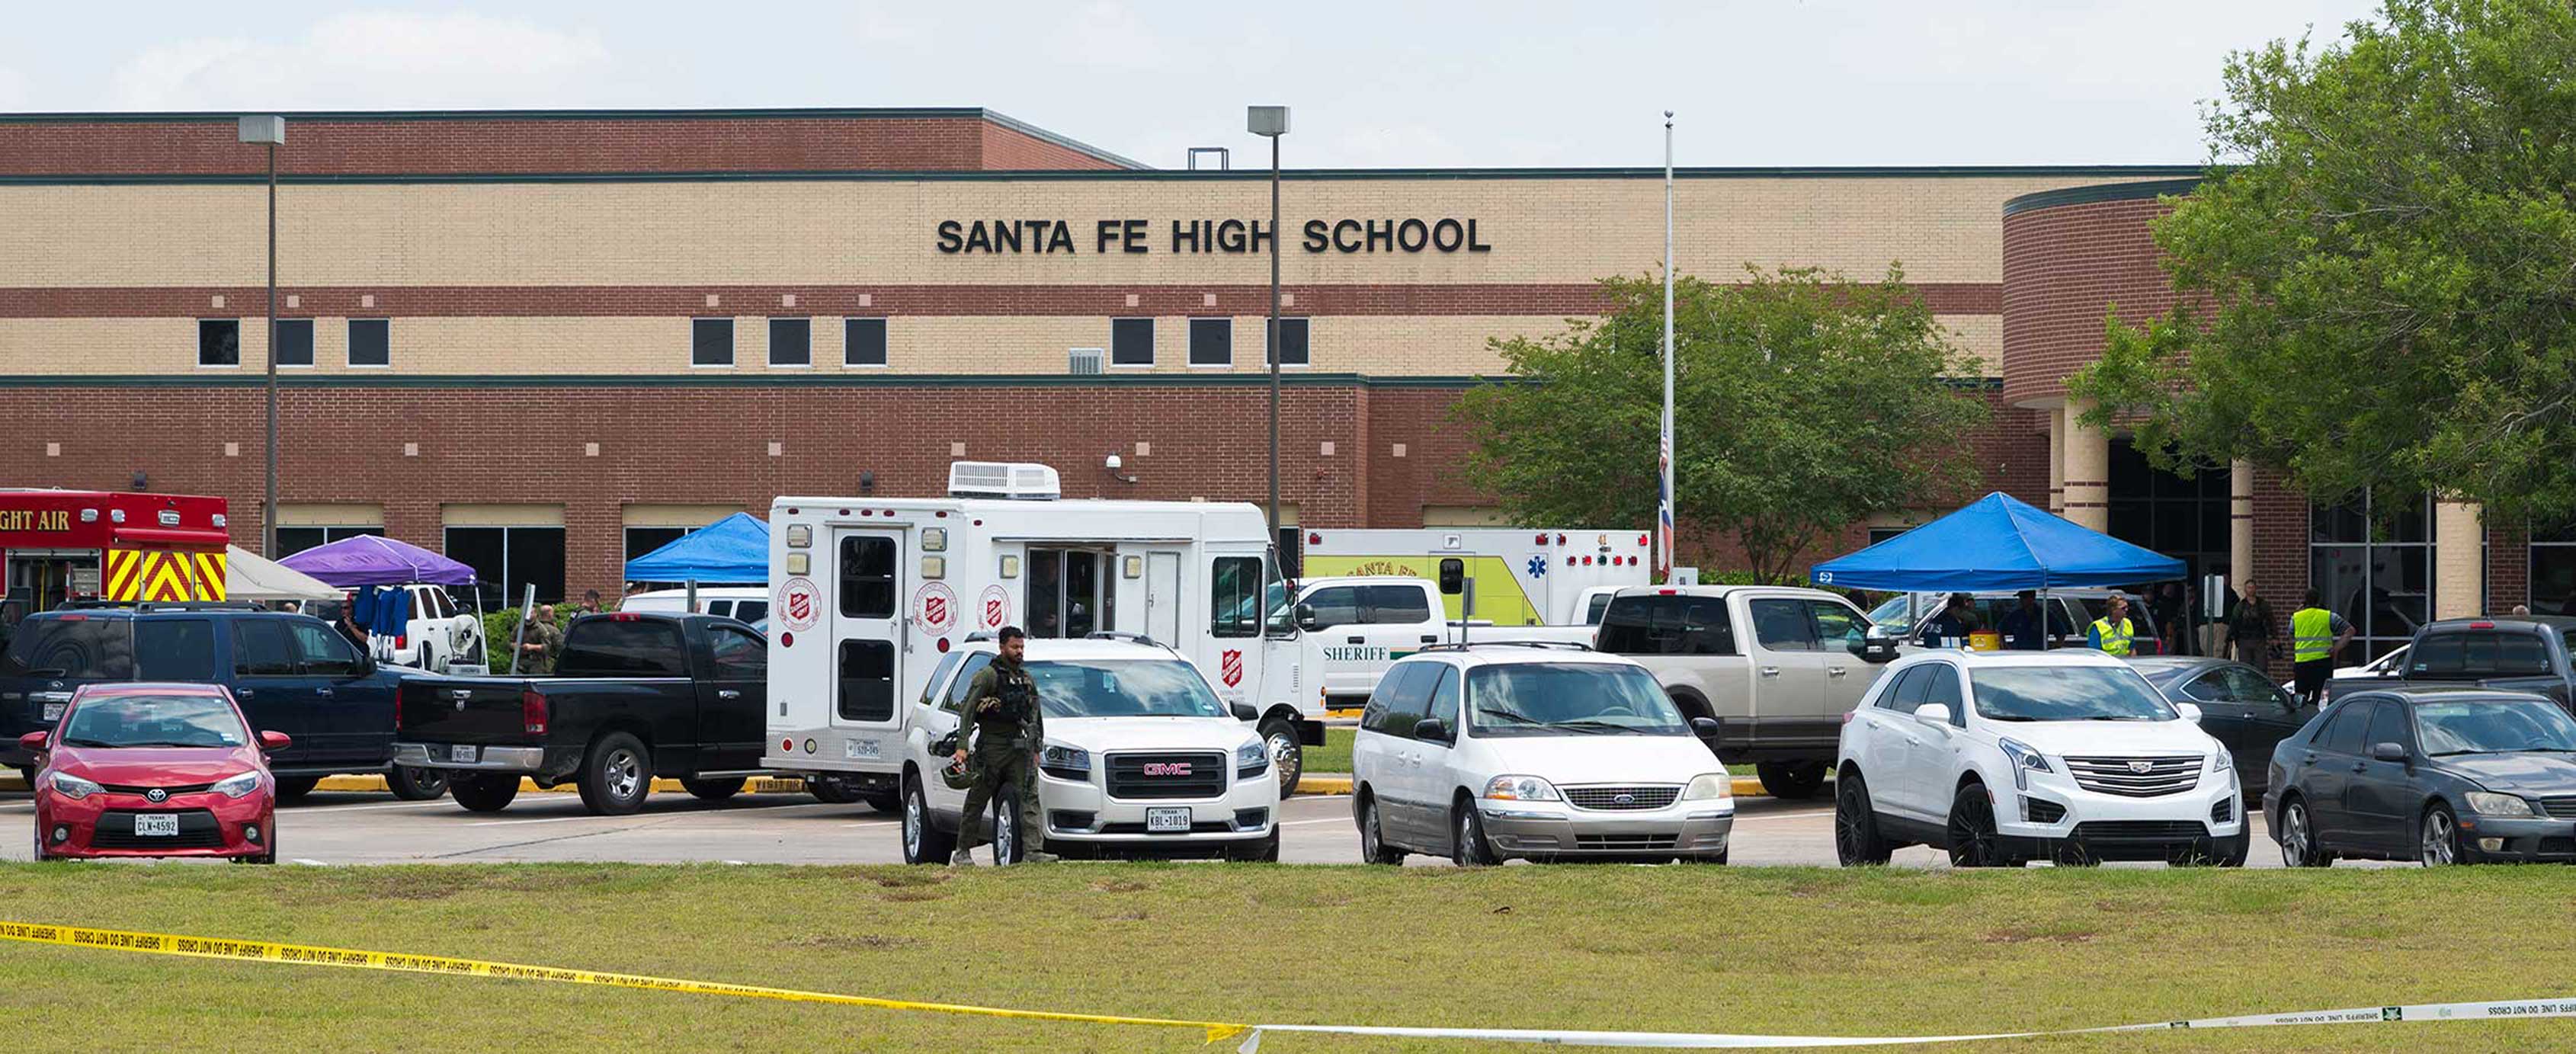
[[7, 918, 2575, 1049]]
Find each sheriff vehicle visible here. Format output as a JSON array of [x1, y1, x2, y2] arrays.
[[764, 463, 1327, 800], [1299, 527, 1649, 627]]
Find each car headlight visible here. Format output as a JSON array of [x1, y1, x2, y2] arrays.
[[2465, 791, 2534, 817], [2209, 745, 2233, 775], [1235, 739, 1270, 777], [1038, 743, 1091, 778], [45, 772, 102, 800], [1682, 774, 1732, 801], [1998, 738, 2051, 792], [1482, 774, 1561, 802], [212, 771, 263, 799]]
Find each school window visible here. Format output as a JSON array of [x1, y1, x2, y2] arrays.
[[197, 319, 240, 367], [844, 318, 889, 367], [1265, 317, 1309, 367], [691, 318, 735, 367], [348, 319, 390, 367], [1188, 318, 1232, 367], [623, 526, 690, 569], [274, 525, 382, 556], [444, 526, 567, 604], [273, 319, 315, 367], [768, 317, 811, 367], [1110, 318, 1154, 367]]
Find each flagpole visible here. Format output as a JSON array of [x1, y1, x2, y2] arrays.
[[1658, 111, 1677, 581]]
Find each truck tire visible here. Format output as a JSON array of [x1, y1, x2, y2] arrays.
[[386, 766, 449, 801], [1755, 761, 1828, 800], [271, 776, 320, 803], [578, 732, 652, 816], [449, 773, 519, 812], [1260, 717, 1303, 799], [900, 775, 955, 865], [681, 777, 743, 802]]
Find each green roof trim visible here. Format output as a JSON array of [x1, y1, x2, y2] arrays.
[[2002, 178, 2206, 216], [0, 165, 2205, 187]]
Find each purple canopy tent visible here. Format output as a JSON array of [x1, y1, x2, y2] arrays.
[[277, 534, 477, 587]]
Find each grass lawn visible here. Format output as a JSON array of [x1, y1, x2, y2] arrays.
[[1309, 726, 1354, 774], [3, 863, 2574, 1052]]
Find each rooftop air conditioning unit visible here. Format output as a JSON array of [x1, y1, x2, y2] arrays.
[[1069, 348, 1105, 375], [948, 461, 1062, 501]]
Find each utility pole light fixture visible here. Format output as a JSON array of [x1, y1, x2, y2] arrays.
[[1248, 105, 1290, 555], [239, 115, 285, 557]]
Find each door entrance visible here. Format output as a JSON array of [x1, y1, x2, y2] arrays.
[[831, 530, 905, 726], [1147, 552, 1181, 644]]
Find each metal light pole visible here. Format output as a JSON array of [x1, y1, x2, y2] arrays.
[[1248, 106, 1291, 546], [1658, 111, 1677, 581], [239, 115, 286, 556]]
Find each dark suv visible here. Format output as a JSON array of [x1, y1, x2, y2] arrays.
[[2, 604, 434, 799]]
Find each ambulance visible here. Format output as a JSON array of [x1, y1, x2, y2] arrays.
[[1, 490, 231, 613], [1297, 527, 1652, 626], [763, 463, 1327, 799]]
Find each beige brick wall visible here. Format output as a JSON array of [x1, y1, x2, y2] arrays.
[[3, 174, 2127, 288]]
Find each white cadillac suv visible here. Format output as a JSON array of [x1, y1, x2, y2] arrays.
[[1834, 649, 2248, 867]]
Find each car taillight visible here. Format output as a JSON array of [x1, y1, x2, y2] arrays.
[[395, 633, 408, 650], [522, 689, 549, 735]]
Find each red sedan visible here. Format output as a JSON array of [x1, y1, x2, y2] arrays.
[[21, 683, 285, 864]]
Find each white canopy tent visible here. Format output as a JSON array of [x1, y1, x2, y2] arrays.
[[225, 545, 341, 604]]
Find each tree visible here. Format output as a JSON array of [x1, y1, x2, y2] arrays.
[[1456, 266, 1991, 583], [2070, 0, 2576, 522]]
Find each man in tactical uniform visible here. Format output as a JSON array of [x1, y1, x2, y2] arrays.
[[951, 626, 1055, 865]]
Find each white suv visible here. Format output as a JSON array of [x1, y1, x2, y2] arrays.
[[897, 636, 1280, 864], [1834, 649, 2248, 867], [1352, 642, 1735, 865]]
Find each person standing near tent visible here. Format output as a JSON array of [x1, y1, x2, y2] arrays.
[[2087, 595, 2139, 655], [1998, 591, 2048, 650], [2227, 579, 2276, 665], [2290, 590, 2356, 707], [517, 604, 563, 676], [334, 601, 369, 651]]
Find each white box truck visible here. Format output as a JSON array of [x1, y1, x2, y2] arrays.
[[1298, 527, 1650, 626]]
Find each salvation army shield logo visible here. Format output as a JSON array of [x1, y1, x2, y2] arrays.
[[979, 585, 1011, 630], [777, 577, 820, 633], [1220, 649, 1245, 688], [913, 581, 959, 634]]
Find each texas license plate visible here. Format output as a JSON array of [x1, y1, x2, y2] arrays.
[[844, 739, 880, 761], [41, 703, 63, 721], [1145, 807, 1191, 834], [448, 744, 476, 764], [133, 814, 178, 837]]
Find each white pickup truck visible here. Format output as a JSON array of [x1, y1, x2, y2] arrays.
[[1594, 585, 1900, 799], [1286, 575, 1612, 710]]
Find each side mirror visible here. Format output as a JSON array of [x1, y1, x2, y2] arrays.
[[2175, 702, 2203, 723], [1229, 702, 1259, 722], [258, 730, 293, 753], [2369, 742, 2408, 763], [1414, 719, 1452, 743], [1858, 629, 1900, 665], [1437, 559, 1465, 596], [1911, 703, 1952, 725], [16, 730, 46, 754], [1689, 716, 1722, 738], [1293, 604, 1322, 633]]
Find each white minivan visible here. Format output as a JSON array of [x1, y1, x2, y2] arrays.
[[1352, 642, 1735, 865], [620, 586, 770, 625]]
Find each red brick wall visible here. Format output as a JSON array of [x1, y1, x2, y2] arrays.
[[1999, 195, 2179, 407], [0, 113, 1131, 176]]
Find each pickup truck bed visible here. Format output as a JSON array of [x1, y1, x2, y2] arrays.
[[2325, 617, 2576, 710], [394, 612, 769, 815]]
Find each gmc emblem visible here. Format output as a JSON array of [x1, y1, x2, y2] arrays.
[[1142, 762, 1193, 777]]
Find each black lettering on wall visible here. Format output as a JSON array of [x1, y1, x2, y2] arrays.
[[1433, 219, 1464, 251], [1365, 219, 1395, 253], [1044, 219, 1074, 253], [1396, 219, 1428, 251], [1332, 219, 1362, 253], [1303, 219, 1330, 252], [1123, 219, 1149, 253], [995, 220, 1023, 253], [1172, 219, 1201, 253], [1218, 219, 1248, 252], [937, 220, 964, 254], [1468, 218, 1491, 252]]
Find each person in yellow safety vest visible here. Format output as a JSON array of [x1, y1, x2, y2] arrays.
[[2289, 588, 2356, 708], [2087, 595, 2139, 655]]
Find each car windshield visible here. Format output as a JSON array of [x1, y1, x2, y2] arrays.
[[1466, 662, 1689, 737], [1971, 665, 2178, 722], [2416, 700, 2576, 755], [1866, 595, 1915, 630], [1029, 659, 1228, 719], [59, 694, 246, 748]]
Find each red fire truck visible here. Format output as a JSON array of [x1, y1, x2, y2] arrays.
[[0, 490, 232, 613]]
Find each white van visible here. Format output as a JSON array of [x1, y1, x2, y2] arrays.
[[622, 586, 770, 626], [1299, 527, 1649, 626], [765, 462, 1327, 803]]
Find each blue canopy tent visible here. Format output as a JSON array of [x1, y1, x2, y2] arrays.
[[623, 512, 769, 585], [1809, 492, 2184, 593]]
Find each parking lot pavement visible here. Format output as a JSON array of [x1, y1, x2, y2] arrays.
[[0, 787, 2401, 868]]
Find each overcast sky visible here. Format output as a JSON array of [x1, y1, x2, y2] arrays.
[[0, 1, 2385, 169]]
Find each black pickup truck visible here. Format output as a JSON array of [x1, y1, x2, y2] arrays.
[[392, 612, 768, 815], [2326, 616, 2576, 710]]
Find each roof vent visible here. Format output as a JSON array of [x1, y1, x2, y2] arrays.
[[1068, 348, 1105, 375], [948, 461, 1062, 501]]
